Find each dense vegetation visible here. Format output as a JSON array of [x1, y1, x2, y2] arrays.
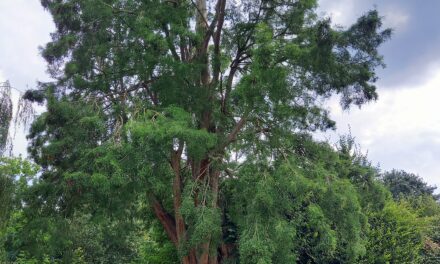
[[1, 0, 439, 263]]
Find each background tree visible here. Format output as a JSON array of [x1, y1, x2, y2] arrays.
[[382, 169, 440, 264], [382, 169, 439, 200], [0, 157, 39, 262], [358, 201, 424, 264], [25, 0, 391, 263]]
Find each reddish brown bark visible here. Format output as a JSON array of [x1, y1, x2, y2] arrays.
[[156, 0, 251, 262], [151, 197, 178, 245], [171, 143, 194, 264]]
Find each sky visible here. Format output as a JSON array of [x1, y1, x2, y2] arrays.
[[0, 0, 53, 156], [316, 0, 440, 188], [0, 1, 439, 188]]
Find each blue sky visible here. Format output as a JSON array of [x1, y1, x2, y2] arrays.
[[1, 0, 439, 188]]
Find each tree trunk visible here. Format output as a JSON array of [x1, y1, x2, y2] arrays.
[[168, 1, 234, 262]]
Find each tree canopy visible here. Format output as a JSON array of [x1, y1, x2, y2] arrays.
[[6, 0, 440, 264], [382, 169, 439, 200], [25, 0, 392, 262]]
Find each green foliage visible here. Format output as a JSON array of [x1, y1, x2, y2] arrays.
[[0, 157, 39, 262], [382, 170, 439, 200], [422, 215, 440, 264], [360, 201, 424, 264], [8, 0, 413, 262], [134, 225, 179, 264], [380, 169, 440, 264], [128, 106, 217, 161], [226, 136, 371, 263]]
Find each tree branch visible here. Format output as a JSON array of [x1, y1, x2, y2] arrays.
[[163, 24, 181, 61], [150, 195, 178, 245], [170, 140, 187, 250], [192, 0, 209, 30], [212, 0, 226, 85], [226, 115, 247, 145], [98, 0, 136, 15], [142, 81, 159, 106]]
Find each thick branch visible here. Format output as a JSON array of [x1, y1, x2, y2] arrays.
[[150, 195, 178, 245], [212, 0, 226, 85], [221, 60, 239, 113], [226, 115, 247, 145], [193, 0, 209, 31], [108, 78, 157, 98], [202, 0, 224, 53], [142, 81, 159, 106], [217, 114, 248, 155]]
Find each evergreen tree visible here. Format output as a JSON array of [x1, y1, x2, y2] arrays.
[[26, 0, 391, 262], [382, 169, 439, 200]]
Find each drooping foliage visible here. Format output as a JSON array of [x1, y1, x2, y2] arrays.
[[0, 81, 37, 156], [3, 137, 433, 263], [0, 82, 13, 154], [229, 137, 369, 263]]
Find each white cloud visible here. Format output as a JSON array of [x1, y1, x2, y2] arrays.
[[0, 1, 54, 156], [318, 0, 410, 32], [0, 0, 54, 92], [316, 0, 438, 189], [321, 64, 440, 188], [382, 7, 410, 31], [317, 0, 364, 26]]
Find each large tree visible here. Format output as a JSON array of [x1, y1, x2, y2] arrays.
[[28, 0, 390, 263]]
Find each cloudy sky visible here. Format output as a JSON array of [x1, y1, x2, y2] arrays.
[[317, 0, 440, 188], [1, 1, 439, 187]]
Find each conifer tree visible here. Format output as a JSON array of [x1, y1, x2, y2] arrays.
[[28, 0, 391, 262]]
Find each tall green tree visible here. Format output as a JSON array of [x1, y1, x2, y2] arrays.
[[28, 0, 390, 262]]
